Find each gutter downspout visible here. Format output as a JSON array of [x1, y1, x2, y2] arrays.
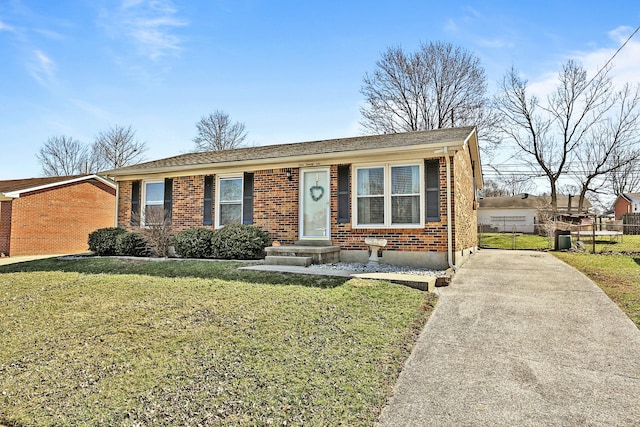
[[444, 146, 456, 271]]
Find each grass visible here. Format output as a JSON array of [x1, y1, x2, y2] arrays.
[[480, 232, 640, 253], [479, 232, 552, 250], [554, 253, 640, 329], [0, 258, 436, 426]]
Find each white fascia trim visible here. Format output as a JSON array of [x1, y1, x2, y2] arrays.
[[105, 140, 468, 179], [4, 174, 116, 198]]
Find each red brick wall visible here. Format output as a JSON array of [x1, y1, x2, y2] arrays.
[[9, 180, 116, 256], [614, 197, 631, 220], [172, 175, 208, 232], [332, 161, 450, 252], [254, 169, 299, 243], [115, 155, 476, 258], [0, 201, 12, 255]]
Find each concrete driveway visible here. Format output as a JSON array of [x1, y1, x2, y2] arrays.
[[378, 249, 640, 426]]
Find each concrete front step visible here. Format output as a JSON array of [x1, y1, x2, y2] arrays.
[[265, 255, 313, 267], [351, 272, 436, 292], [265, 245, 341, 264]]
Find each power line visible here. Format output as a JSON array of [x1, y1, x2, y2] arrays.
[[585, 23, 640, 88]]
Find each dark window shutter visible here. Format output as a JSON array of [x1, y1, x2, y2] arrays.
[[164, 178, 173, 223], [242, 172, 254, 224], [425, 160, 440, 222], [337, 165, 350, 223], [203, 175, 213, 226], [130, 180, 140, 226]]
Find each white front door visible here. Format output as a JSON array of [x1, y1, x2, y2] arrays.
[[300, 168, 331, 240]]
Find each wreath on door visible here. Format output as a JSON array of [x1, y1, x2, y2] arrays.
[[309, 185, 325, 202]]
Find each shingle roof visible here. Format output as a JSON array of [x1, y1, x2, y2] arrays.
[[622, 193, 640, 202], [0, 175, 115, 198], [103, 126, 477, 175], [0, 175, 86, 193]]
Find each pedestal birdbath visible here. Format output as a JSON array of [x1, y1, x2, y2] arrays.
[[364, 237, 387, 266]]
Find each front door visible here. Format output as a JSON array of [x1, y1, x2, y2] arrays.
[[300, 168, 331, 240]]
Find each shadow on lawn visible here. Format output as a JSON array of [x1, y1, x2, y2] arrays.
[[0, 257, 349, 288]]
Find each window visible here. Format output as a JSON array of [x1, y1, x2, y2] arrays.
[[203, 176, 213, 225], [357, 167, 384, 224], [217, 176, 243, 226], [354, 163, 423, 227], [391, 165, 420, 224], [143, 181, 164, 225]]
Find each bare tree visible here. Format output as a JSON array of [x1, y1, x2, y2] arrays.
[[609, 155, 640, 195], [36, 135, 92, 176], [93, 125, 147, 171], [569, 83, 640, 211], [494, 61, 614, 212], [360, 41, 500, 147], [192, 110, 247, 151]]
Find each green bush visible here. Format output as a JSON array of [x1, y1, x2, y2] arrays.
[[173, 228, 216, 258], [211, 223, 270, 260], [115, 232, 151, 257], [88, 227, 127, 256]]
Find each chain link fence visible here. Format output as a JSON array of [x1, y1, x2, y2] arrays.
[[478, 218, 640, 253]]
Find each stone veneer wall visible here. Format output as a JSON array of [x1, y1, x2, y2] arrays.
[[453, 145, 478, 258], [0, 201, 12, 255]]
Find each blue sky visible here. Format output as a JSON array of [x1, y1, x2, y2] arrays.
[[1, 0, 639, 180]]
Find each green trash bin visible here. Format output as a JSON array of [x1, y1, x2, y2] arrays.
[[557, 234, 572, 250]]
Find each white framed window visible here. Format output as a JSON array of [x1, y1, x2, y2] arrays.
[[353, 163, 423, 228], [143, 181, 164, 225], [216, 176, 243, 227]]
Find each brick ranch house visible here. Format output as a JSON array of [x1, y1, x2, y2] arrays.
[[0, 175, 116, 256], [103, 127, 483, 269]]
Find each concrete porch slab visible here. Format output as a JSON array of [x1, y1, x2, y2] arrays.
[[352, 272, 436, 292]]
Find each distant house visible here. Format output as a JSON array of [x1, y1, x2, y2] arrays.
[[478, 195, 591, 233], [0, 175, 116, 256], [103, 127, 483, 269], [613, 193, 640, 220]]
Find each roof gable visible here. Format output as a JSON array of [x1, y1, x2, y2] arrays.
[[0, 175, 115, 199]]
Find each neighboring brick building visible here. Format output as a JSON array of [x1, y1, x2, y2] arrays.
[[613, 193, 640, 220], [104, 127, 483, 269], [0, 175, 116, 256]]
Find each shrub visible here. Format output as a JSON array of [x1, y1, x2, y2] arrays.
[[211, 223, 270, 260], [88, 227, 127, 256], [115, 232, 151, 257], [173, 228, 216, 258]]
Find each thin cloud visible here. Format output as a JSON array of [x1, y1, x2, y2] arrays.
[[526, 26, 640, 99], [477, 38, 515, 49], [0, 19, 16, 32], [29, 49, 56, 86], [100, 0, 189, 60]]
